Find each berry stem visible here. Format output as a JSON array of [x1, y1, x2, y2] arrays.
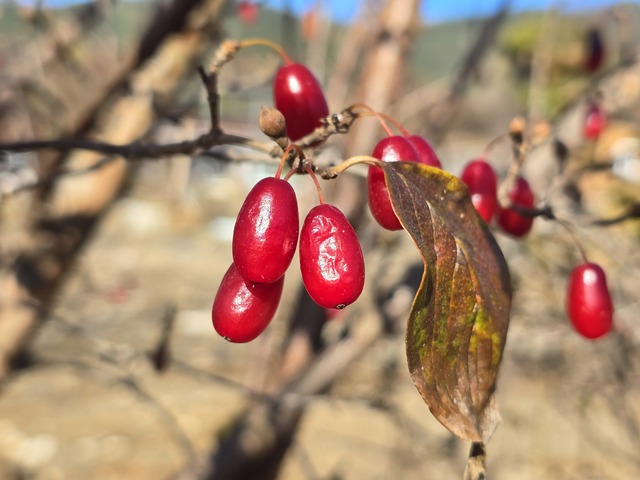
[[304, 165, 325, 204], [558, 219, 589, 264], [349, 103, 395, 137], [379, 112, 410, 137], [238, 38, 294, 65], [324, 155, 382, 178], [276, 144, 305, 179], [481, 133, 509, 158], [283, 169, 296, 182]]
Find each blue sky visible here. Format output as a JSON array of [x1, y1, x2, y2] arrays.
[[21, 0, 640, 23], [266, 0, 639, 23]]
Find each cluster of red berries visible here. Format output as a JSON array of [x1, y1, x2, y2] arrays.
[[459, 156, 613, 339], [212, 169, 365, 343], [212, 57, 365, 343], [367, 134, 441, 230], [460, 158, 535, 237], [461, 156, 614, 338], [211, 39, 614, 342]]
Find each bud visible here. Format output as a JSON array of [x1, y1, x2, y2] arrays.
[[259, 107, 288, 140], [508, 116, 526, 145]]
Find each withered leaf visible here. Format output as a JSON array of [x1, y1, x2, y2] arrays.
[[381, 161, 511, 443]]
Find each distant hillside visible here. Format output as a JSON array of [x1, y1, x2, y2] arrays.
[[1, 1, 637, 122], [3, 2, 637, 81]]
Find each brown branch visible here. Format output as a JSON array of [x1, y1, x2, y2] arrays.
[[0, 132, 271, 160], [591, 202, 640, 226], [0, 106, 359, 198], [197, 67, 221, 133], [0, 113, 357, 160], [426, 1, 510, 144], [502, 201, 640, 227], [463, 442, 487, 480]]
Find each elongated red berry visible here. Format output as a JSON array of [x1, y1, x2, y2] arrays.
[[368, 136, 419, 230], [566, 263, 613, 339], [406, 135, 442, 168], [212, 263, 284, 343], [274, 63, 329, 141], [460, 158, 498, 223], [498, 176, 535, 237], [300, 204, 365, 309], [584, 104, 605, 140], [232, 177, 299, 284]]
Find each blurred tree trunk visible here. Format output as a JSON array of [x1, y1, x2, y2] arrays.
[[0, 0, 226, 377], [176, 2, 421, 479], [345, 0, 420, 157]]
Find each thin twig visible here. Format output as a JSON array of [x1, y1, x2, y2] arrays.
[[197, 67, 221, 134]]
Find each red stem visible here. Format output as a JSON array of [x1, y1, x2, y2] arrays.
[[349, 103, 395, 137], [304, 165, 324, 204], [378, 112, 410, 137], [276, 144, 305, 179]]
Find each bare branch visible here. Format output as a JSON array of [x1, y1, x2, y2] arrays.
[[0, 131, 272, 160], [426, 1, 510, 143], [197, 67, 221, 133]]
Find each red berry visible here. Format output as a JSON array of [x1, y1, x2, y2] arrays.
[[232, 177, 299, 284], [406, 135, 442, 168], [299, 204, 365, 309], [584, 104, 605, 139], [368, 136, 419, 230], [212, 263, 284, 343], [237, 1, 258, 25], [566, 263, 613, 339], [460, 158, 498, 223], [274, 63, 329, 141], [498, 176, 535, 237]]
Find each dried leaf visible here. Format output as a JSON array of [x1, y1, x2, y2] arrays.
[[381, 161, 511, 443]]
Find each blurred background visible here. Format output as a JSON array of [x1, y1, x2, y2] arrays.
[[0, 0, 640, 479]]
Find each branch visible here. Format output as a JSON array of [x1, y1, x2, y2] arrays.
[[0, 107, 359, 200], [504, 201, 640, 228], [463, 442, 487, 480], [426, 0, 510, 143], [591, 202, 640, 226], [0, 131, 272, 160]]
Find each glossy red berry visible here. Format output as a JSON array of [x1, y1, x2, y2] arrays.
[[274, 63, 329, 141], [368, 136, 419, 230], [212, 263, 284, 343], [566, 263, 613, 339], [299, 204, 365, 309], [232, 177, 299, 284], [406, 135, 442, 168], [498, 176, 535, 237], [584, 104, 605, 139], [460, 158, 498, 223]]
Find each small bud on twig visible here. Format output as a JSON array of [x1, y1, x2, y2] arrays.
[[259, 107, 289, 150], [508, 116, 526, 146]]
